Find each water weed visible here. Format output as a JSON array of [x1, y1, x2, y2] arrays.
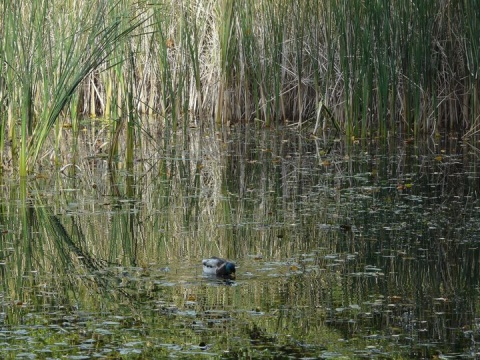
[[0, 1, 478, 173]]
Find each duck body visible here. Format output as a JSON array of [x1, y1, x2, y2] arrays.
[[202, 257, 236, 279]]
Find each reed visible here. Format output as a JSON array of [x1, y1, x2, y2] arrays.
[[0, 1, 479, 174], [0, 0, 147, 175]]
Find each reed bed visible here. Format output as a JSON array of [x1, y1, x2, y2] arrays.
[[0, 0, 479, 173]]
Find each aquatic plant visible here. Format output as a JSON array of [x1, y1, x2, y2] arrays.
[[0, 0, 479, 173], [0, 0, 147, 175]]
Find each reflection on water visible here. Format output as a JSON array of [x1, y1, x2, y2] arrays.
[[0, 125, 479, 358]]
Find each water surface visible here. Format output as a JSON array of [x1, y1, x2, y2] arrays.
[[0, 126, 479, 358]]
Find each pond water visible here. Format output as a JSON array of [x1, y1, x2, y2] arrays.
[[0, 124, 479, 359]]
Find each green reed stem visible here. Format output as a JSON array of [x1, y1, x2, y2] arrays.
[[0, 0, 479, 175]]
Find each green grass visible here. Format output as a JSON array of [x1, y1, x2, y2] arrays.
[[0, 1, 479, 173]]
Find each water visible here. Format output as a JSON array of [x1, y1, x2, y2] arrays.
[[0, 126, 479, 359]]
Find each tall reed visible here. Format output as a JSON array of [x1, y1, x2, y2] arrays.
[[1, 1, 479, 174], [0, 0, 147, 175]]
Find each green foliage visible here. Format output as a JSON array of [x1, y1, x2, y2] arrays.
[[0, 1, 479, 173], [0, 0, 147, 175]]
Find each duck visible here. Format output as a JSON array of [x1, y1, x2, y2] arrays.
[[202, 257, 236, 279]]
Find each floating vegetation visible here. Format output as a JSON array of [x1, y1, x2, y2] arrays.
[[1, 124, 480, 358]]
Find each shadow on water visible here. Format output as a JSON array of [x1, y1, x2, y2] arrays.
[[0, 123, 480, 358]]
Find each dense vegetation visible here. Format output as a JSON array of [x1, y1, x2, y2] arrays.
[[0, 0, 479, 174]]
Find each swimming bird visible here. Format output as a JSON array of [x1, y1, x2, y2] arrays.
[[202, 257, 236, 279]]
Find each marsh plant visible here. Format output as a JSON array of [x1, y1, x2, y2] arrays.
[[0, 0, 479, 174]]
